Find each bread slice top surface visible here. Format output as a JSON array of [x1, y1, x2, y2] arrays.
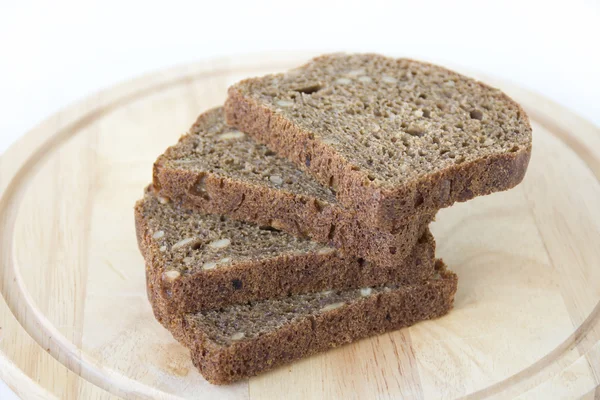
[[228, 53, 532, 187], [162, 107, 336, 204], [186, 260, 454, 347], [137, 188, 327, 275]]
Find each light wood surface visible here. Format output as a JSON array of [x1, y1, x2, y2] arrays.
[[1, 54, 599, 399]]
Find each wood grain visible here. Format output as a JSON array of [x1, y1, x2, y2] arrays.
[[0, 54, 598, 399]]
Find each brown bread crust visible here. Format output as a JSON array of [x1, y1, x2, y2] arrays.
[[136, 188, 437, 314], [153, 108, 435, 268], [148, 260, 457, 385], [224, 54, 532, 231]]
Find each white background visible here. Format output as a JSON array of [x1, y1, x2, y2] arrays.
[[0, 0, 599, 398]]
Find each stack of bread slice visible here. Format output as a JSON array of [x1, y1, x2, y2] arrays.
[[135, 53, 532, 384]]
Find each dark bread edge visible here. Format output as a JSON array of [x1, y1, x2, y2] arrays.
[[148, 259, 458, 385], [153, 125, 436, 268], [135, 190, 437, 314], [224, 83, 531, 232]]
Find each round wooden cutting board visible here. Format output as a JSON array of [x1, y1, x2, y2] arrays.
[[0, 54, 599, 400]]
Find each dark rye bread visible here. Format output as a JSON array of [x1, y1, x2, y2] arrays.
[[136, 187, 436, 314], [153, 108, 435, 268], [225, 53, 532, 231], [148, 259, 457, 384]]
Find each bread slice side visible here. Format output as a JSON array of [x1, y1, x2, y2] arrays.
[[148, 259, 457, 384], [136, 187, 436, 314], [153, 107, 435, 268], [225, 53, 532, 231]]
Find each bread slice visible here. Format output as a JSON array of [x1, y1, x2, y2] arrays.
[[225, 53, 532, 231], [148, 259, 457, 384], [153, 107, 435, 268], [136, 187, 436, 314]]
